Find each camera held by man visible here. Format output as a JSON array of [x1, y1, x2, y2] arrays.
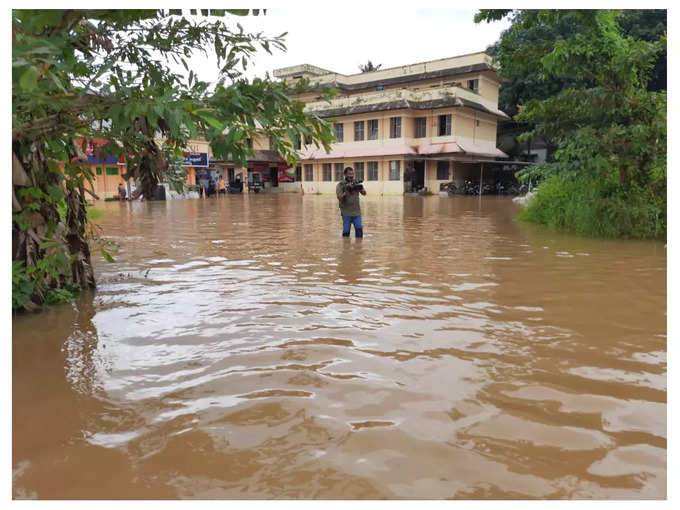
[[346, 179, 365, 193]]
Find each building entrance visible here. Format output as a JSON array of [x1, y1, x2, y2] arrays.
[[406, 160, 425, 193]]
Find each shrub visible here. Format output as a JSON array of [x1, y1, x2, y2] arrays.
[[519, 174, 666, 239]]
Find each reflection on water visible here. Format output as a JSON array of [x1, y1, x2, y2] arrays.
[[13, 195, 666, 499]]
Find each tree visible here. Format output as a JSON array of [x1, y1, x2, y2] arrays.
[[618, 10, 667, 92], [481, 10, 667, 162], [358, 60, 382, 73], [476, 9, 666, 239], [12, 9, 335, 311], [483, 9, 666, 117]]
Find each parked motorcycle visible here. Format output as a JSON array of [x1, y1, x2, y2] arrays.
[[439, 181, 458, 195]]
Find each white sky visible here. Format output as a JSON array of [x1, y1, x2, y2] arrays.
[[175, 6, 512, 83]]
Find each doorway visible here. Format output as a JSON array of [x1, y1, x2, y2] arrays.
[[408, 160, 425, 192]]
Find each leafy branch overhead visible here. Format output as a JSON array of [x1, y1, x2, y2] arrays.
[[13, 9, 332, 168], [12, 9, 334, 311]]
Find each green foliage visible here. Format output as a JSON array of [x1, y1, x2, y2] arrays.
[[12, 247, 82, 311], [12, 9, 334, 184], [475, 10, 513, 23], [12, 261, 34, 311], [45, 285, 81, 306], [100, 247, 115, 263], [481, 10, 593, 119], [86, 207, 105, 220], [618, 10, 666, 91], [358, 60, 382, 73], [478, 9, 666, 240], [519, 175, 666, 239], [12, 9, 336, 311]]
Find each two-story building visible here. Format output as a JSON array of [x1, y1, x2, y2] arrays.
[[87, 52, 510, 199], [274, 52, 509, 195]]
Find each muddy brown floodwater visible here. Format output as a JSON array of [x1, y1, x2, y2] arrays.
[[13, 194, 666, 499]]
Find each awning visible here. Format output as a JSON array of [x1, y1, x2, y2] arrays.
[[416, 142, 464, 155], [454, 141, 508, 159], [418, 141, 508, 158]]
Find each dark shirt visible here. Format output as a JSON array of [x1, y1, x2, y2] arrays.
[[336, 180, 362, 216]]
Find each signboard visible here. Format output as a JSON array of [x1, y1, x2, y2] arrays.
[[278, 167, 296, 183], [87, 154, 119, 165], [84, 138, 125, 165], [183, 152, 209, 167]]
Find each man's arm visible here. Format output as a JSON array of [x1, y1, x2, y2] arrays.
[[336, 183, 346, 202]]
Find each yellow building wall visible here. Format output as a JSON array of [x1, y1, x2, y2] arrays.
[[324, 106, 499, 149], [89, 163, 204, 199], [186, 167, 196, 185], [452, 111, 498, 145], [299, 157, 404, 195], [476, 116, 497, 143], [91, 164, 127, 199], [478, 73, 500, 105], [454, 112, 475, 139]]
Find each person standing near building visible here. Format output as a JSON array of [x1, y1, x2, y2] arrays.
[[118, 182, 127, 200], [336, 166, 366, 238], [217, 175, 226, 195], [198, 174, 207, 196]]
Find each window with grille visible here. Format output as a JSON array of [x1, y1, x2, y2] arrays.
[[389, 160, 400, 180], [367, 161, 379, 181], [368, 119, 379, 140], [390, 117, 401, 138], [304, 134, 312, 145], [437, 160, 450, 180], [354, 162, 364, 181], [295, 166, 302, 181], [438, 114, 452, 136], [334, 163, 344, 181], [96, 167, 102, 175], [304, 164, 314, 181], [106, 167, 119, 175], [333, 123, 344, 142], [322, 163, 332, 181], [467, 79, 479, 92], [414, 117, 426, 138], [354, 121, 365, 141]]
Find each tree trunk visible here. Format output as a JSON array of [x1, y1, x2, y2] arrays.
[[129, 117, 167, 200], [12, 139, 95, 311], [65, 181, 96, 289]]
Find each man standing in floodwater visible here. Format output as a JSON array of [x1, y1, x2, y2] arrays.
[[336, 166, 366, 238]]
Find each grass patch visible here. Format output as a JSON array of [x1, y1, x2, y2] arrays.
[[86, 207, 106, 220], [519, 174, 666, 240]]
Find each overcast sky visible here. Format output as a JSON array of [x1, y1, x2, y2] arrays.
[[182, 7, 512, 83]]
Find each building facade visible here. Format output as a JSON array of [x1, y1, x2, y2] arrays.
[[87, 52, 509, 199], [85, 137, 212, 199], [274, 52, 509, 195]]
